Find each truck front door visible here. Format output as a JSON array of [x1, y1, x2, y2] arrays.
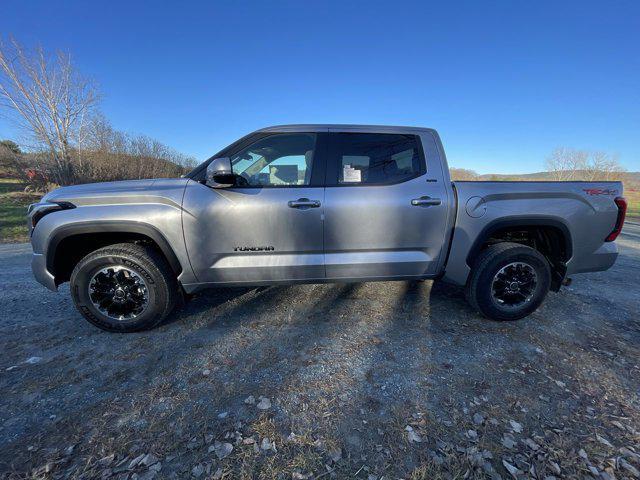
[[323, 130, 450, 279], [182, 132, 327, 284]]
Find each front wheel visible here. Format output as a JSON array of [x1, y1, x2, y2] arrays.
[[466, 242, 551, 321], [70, 243, 178, 332]]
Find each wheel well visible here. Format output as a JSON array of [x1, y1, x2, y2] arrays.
[[469, 225, 570, 291], [50, 232, 182, 285]]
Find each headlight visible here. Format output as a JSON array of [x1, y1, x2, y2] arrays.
[[27, 201, 75, 231]]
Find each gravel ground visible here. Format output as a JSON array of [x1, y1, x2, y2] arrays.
[[1, 225, 639, 480]]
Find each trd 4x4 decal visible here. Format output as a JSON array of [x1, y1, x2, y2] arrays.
[[583, 188, 619, 196]]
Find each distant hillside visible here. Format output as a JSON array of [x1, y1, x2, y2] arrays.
[[475, 171, 640, 182], [447, 170, 639, 216]]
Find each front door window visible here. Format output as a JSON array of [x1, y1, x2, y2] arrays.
[[230, 133, 316, 187]]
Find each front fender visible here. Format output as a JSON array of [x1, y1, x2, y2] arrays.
[[31, 203, 197, 286]]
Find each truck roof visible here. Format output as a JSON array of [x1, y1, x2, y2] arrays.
[[255, 124, 438, 135]]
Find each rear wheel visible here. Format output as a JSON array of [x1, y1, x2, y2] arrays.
[[70, 243, 178, 332], [466, 242, 551, 321]]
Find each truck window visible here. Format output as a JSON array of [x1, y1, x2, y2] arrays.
[[229, 133, 316, 187], [328, 133, 424, 185]]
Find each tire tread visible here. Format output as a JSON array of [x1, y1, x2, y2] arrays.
[[70, 242, 178, 332], [466, 242, 550, 321]]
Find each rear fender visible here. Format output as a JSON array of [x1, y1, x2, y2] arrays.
[[443, 215, 572, 286]]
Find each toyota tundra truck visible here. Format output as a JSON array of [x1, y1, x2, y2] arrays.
[[27, 125, 627, 332]]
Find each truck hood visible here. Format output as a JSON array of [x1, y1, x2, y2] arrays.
[[42, 178, 190, 206]]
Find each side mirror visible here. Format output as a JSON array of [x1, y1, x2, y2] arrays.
[[205, 157, 235, 188]]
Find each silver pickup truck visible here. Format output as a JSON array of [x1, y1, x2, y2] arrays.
[[28, 125, 627, 332]]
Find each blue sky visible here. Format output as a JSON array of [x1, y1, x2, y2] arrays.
[[1, 0, 639, 174]]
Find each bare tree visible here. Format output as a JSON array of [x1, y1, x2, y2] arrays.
[[584, 151, 624, 181], [0, 38, 99, 185], [77, 114, 196, 183], [545, 147, 625, 181], [545, 147, 588, 180]]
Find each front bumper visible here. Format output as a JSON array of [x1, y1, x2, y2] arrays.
[[31, 252, 57, 291]]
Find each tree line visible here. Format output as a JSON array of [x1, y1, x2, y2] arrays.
[[0, 38, 196, 190], [450, 148, 629, 183]]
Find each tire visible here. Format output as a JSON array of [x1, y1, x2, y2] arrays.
[[466, 242, 551, 321], [70, 243, 178, 332]]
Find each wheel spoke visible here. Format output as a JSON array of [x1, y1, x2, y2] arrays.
[[88, 266, 149, 321], [491, 262, 538, 308]]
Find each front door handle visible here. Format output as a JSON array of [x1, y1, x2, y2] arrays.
[[411, 196, 441, 207], [288, 198, 321, 209]]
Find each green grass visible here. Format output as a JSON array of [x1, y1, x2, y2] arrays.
[[0, 177, 22, 193], [625, 188, 640, 220], [0, 179, 40, 243]]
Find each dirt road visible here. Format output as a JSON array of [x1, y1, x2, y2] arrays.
[[1, 226, 639, 479]]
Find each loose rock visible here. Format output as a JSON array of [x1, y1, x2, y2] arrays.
[[502, 434, 516, 449], [191, 464, 204, 477], [212, 441, 233, 459], [405, 425, 422, 443], [502, 459, 522, 478], [256, 396, 271, 410], [509, 420, 523, 433], [595, 434, 613, 448], [620, 458, 640, 478], [261, 437, 276, 452], [140, 453, 159, 467]]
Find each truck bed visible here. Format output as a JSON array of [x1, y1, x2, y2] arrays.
[[442, 180, 623, 285]]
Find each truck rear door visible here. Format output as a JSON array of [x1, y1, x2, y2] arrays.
[[323, 129, 450, 279]]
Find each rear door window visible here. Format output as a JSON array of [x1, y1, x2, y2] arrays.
[[328, 133, 425, 185]]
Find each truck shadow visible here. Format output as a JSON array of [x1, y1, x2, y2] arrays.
[[7, 271, 637, 478]]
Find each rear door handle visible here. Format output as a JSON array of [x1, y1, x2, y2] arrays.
[[288, 198, 321, 209], [411, 196, 441, 207]]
